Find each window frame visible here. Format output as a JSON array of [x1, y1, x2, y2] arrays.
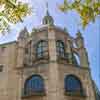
[[36, 40, 48, 59], [72, 53, 80, 66], [24, 75, 45, 96], [64, 75, 84, 96], [56, 40, 65, 58]]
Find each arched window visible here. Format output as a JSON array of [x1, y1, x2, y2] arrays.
[[64, 75, 83, 94], [56, 40, 65, 58], [36, 40, 48, 59], [24, 75, 45, 96], [72, 53, 80, 66]]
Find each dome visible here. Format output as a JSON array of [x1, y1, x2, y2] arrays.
[[42, 10, 54, 25]]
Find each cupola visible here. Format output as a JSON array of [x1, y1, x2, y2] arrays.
[[42, 3, 54, 26]]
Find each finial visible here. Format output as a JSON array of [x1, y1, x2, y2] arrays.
[[46, 2, 48, 11], [64, 27, 67, 32], [45, 1, 49, 16], [76, 30, 82, 37], [42, 1, 54, 25], [18, 27, 29, 40]]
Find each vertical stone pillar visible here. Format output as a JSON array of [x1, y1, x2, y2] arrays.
[[75, 31, 89, 68], [67, 39, 73, 64], [47, 26, 60, 100], [78, 48, 89, 68], [16, 28, 28, 68], [16, 40, 25, 68], [17, 70, 24, 100]]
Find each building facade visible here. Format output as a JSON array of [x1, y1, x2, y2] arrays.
[[0, 9, 99, 100]]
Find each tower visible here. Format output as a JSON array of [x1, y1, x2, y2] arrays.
[[0, 5, 99, 100], [16, 9, 96, 100]]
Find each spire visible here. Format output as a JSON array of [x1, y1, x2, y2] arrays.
[[75, 30, 84, 48], [42, 2, 54, 25], [45, 2, 50, 17], [46, 2, 49, 16], [18, 27, 29, 40]]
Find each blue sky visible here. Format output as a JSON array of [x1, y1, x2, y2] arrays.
[[0, 0, 100, 90]]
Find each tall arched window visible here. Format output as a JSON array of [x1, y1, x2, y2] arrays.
[[36, 40, 48, 59], [56, 40, 65, 58], [71, 53, 80, 66], [24, 75, 45, 96], [64, 75, 83, 95], [73, 53, 80, 65]]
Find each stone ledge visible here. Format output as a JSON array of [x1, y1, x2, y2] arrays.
[[21, 91, 46, 99], [64, 91, 86, 98]]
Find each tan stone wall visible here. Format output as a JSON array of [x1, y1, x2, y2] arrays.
[[0, 42, 18, 100], [0, 26, 96, 100], [58, 64, 95, 100]]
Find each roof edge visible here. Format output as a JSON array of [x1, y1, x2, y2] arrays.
[[0, 40, 17, 46]]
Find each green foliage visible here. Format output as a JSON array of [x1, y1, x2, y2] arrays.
[[0, 0, 31, 34], [59, 0, 100, 28]]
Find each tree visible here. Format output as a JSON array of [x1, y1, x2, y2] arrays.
[[59, 0, 100, 28], [0, 0, 31, 34]]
